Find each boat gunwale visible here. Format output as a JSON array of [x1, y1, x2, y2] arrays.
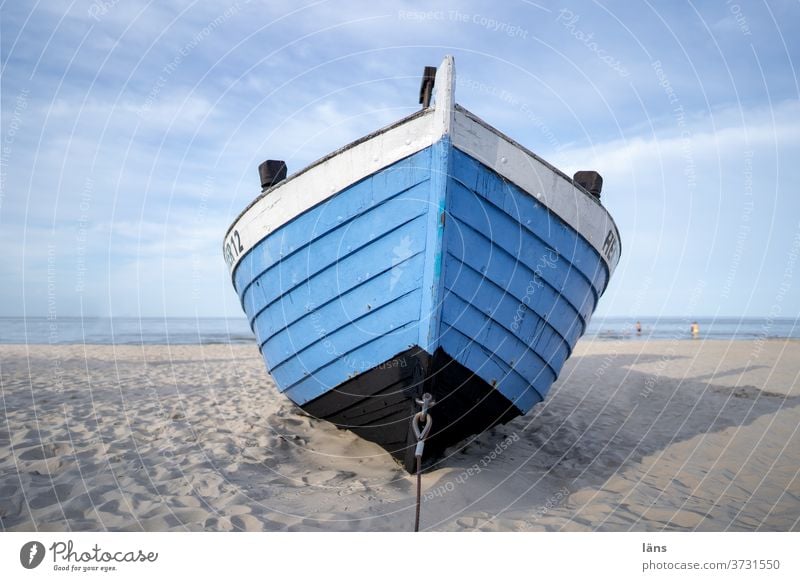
[[223, 107, 432, 241], [224, 107, 622, 283]]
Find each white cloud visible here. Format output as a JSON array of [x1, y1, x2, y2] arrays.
[[559, 99, 800, 178]]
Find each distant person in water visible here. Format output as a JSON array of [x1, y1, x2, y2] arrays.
[[691, 321, 700, 338], [636, 321, 642, 334]]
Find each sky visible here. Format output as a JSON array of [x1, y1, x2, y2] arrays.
[[1, 0, 798, 320]]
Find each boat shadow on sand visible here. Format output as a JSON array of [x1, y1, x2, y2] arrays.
[[410, 351, 800, 530], [219, 351, 800, 531]]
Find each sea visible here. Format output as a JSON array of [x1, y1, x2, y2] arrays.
[[0, 316, 798, 345], [0, 317, 255, 345]]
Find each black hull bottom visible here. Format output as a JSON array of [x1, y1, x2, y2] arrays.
[[301, 347, 522, 472]]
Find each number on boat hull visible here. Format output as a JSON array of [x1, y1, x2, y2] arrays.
[[602, 229, 617, 260], [224, 229, 243, 268]]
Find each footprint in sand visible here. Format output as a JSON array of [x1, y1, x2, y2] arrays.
[[301, 469, 357, 487], [28, 483, 73, 510], [204, 516, 233, 531], [230, 513, 263, 531], [18, 441, 73, 461], [455, 516, 485, 530]]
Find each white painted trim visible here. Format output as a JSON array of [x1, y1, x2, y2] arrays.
[[224, 110, 439, 275], [451, 108, 621, 275], [432, 55, 455, 137]]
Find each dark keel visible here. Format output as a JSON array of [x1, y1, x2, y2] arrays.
[[301, 347, 522, 472]]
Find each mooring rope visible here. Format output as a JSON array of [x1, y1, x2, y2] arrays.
[[412, 393, 433, 532]]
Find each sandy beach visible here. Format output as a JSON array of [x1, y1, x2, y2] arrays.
[[1, 339, 798, 532]]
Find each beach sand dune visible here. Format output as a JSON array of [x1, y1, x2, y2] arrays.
[[1, 340, 798, 531]]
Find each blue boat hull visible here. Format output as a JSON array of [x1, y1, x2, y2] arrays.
[[230, 137, 611, 470]]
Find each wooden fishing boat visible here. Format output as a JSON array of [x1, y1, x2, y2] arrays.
[[223, 56, 621, 471]]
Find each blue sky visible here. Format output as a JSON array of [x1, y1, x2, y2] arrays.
[[1, 0, 798, 319]]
